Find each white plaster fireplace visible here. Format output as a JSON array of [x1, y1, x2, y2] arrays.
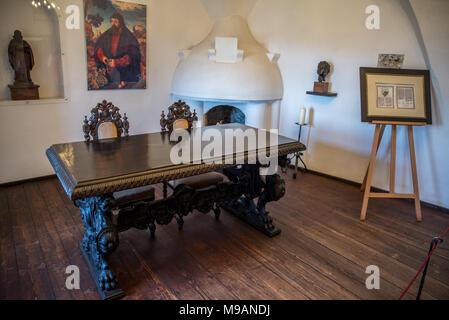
[[171, 0, 283, 130]]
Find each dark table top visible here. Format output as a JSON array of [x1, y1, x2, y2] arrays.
[[47, 123, 305, 200]]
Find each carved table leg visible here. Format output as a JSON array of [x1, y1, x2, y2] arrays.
[[148, 218, 156, 239], [163, 182, 168, 199], [222, 164, 284, 237], [176, 215, 184, 230], [75, 195, 125, 300], [214, 205, 221, 220]]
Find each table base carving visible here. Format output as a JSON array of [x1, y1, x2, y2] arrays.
[[79, 242, 125, 300], [74, 162, 286, 299], [221, 165, 284, 237]]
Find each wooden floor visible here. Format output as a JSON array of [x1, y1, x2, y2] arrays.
[[1, 170, 449, 300]]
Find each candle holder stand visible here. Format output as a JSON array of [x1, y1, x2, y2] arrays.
[[293, 122, 308, 178]]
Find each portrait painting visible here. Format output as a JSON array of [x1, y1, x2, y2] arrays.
[[84, 0, 147, 90]]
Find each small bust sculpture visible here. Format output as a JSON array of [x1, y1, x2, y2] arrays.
[[317, 61, 331, 83], [8, 30, 35, 85]]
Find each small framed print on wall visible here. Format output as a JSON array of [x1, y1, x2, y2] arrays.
[[360, 67, 431, 124]]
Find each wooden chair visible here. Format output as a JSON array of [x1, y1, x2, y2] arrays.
[[83, 100, 155, 208], [160, 100, 199, 133], [160, 100, 224, 222]]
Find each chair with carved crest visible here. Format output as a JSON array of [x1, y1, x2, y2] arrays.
[[160, 100, 224, 224], [83, 100, 155, 208]]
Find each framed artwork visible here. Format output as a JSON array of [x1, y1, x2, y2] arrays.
[[360, 67, 431, 124], [84, 0, 147, 90], [377, 54, 404, 69]]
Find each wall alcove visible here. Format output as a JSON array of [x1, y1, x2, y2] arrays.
[[0, 0, 67, 103]]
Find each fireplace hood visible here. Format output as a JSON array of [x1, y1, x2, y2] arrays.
[[171, 0, 283, 102]]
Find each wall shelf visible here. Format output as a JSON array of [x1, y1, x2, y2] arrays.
[[306, 91, 338, 97], [0, 97, 70, 107]]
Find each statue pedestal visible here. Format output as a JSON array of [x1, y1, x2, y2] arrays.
[[313, 81, 329, 94], [8, 83, 40, 100]]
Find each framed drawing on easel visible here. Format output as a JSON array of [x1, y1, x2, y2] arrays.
[[359, 67, 432, 222], [360, 67, 431, 124]]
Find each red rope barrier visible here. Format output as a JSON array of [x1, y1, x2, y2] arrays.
[[398, 226, 449, 300]]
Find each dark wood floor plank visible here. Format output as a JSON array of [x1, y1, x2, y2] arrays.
[[123, 226, 236, 300], [0, 186, 22, 299], [157, 228, 243, 300], [150, 185, 245, 299], [174, 213, 329, 299], [200, 212, 374, 299], [29, 181, 91, 300], [275, 200, 445, 299], [45, 180, 100, 299], [25, 181, 94, 300], [15, 183, 58, 300], [297, 173, 449, 234], [37, 180, 79, 234], [6, 185, 47, 299], [282, 172, 449, 299], [275, 223, 401, 300], [163, 216, 310, 300], [51, 179, 85, 236], [2, 172, 449, 300], [152, 184, 308, 300], [295, 176, 449, 262], [281, 182, 449, 286], [108, 239, 171, 300]]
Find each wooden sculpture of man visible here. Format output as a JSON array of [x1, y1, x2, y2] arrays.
[[8, 30, 35, 84], [8, 30, 39, 100]]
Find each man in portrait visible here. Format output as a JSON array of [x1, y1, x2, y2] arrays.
[[94, 12, 141, 89]]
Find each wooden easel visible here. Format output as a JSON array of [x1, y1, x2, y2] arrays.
[[360, 121, 426, 221]]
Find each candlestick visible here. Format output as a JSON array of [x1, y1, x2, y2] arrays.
[[308, 107, 314, 126], [299, 107, 306, 125]]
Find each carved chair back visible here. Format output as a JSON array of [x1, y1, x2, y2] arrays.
[[83, 100, 130, 142], [160, 100, 198, 133]]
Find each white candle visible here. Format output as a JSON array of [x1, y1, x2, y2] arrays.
[[308, 107, 313, 126], [299, 107, 306, 125]]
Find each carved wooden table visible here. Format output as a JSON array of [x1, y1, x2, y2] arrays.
[[46, 123, 305, 299]]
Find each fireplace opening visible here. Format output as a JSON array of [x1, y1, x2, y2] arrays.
[[204, 105, 246, 126]]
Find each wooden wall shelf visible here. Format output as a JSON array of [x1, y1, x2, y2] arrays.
[[306, 91, 338, 97]]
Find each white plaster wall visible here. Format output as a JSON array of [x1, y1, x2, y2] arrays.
[[1, 0, 448, 211], [406, 0, 449, 209], [171, 15, 284, 101], [0, 0, 212, 183], [249, 0, 449, 208]]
